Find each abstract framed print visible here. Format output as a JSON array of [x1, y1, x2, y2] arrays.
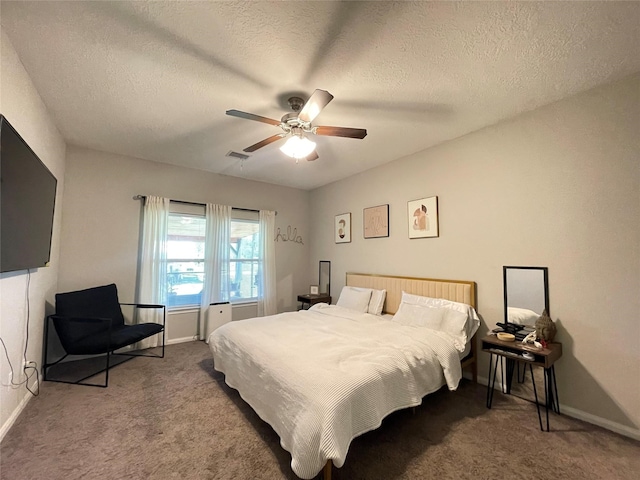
[[407, 196, 438, 238], [335, 213, 351, 243]]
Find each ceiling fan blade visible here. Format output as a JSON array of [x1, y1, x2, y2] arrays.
[[305, 151, 319, 162], [298, 89, 334, 123], [226, 109, 281, 126], [243, 133, 285, 153], [314, 126, 367, 139]]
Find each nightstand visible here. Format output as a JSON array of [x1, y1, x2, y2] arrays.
[[482, 335, 562, 431], [297, 294, 331, 310]]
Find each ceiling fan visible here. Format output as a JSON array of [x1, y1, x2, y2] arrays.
[[226, 89, 367, 162]]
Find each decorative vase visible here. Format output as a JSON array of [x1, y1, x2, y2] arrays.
[[535, 309, 557, 342]]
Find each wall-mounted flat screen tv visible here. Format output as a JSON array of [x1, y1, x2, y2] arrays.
[[1, 115, 57, 273]]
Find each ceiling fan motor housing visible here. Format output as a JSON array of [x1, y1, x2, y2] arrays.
[[287, 96, 305, 112]]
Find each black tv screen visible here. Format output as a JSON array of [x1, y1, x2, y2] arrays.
[[1, 115, 57, 273]]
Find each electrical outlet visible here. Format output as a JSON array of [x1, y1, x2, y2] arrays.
[[23, 361, 36, 369]]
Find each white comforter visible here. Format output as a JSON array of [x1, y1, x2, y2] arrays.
[[209, 304, 462, 479]]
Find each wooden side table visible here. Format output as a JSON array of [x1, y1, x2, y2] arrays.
[[297, 294, 331, 310], [482, 335, 562, 431]]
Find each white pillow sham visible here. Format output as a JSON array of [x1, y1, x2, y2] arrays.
[[336, 286, 372, 313], [368, 289, 386, 315], [399, 291, 480, 343], [392, 302, 469, 351]]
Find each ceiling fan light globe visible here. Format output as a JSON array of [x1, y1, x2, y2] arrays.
[[280, 136, 316, 159]]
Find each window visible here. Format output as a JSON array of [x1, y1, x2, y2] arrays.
[[166, 213, 205, 308], [165, 208, 261, 308], [230, 219, 260, 302]]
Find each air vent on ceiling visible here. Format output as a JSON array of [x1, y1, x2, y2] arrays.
[[226, 150, 250, 160]]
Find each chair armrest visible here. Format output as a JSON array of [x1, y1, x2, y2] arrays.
[[120, 303, 165, 309], [119, 303, 166, 327]]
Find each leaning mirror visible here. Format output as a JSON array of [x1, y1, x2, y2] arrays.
[[319, 261, 331, 296], [502, 265, 549, 403], [503, 266, 549, 327]]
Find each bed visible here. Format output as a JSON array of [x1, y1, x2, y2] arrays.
[[209, 273, 479, 479]]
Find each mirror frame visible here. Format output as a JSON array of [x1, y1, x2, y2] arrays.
[[503, 266, 549, 325], [319, 261, 331, 296]]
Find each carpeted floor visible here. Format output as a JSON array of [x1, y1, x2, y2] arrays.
[[1, 341, 638, 480]]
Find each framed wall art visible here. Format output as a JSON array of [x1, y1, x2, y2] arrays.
[[335, 213, 351, 243], [407, 196, 439, 239], [363, 204, 389, 239]]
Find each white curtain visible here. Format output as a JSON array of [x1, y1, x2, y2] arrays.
[[199, 204, 231, 339], [257, 210, 277, 317], [137, 195, 169, 349]]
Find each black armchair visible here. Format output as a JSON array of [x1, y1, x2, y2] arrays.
[[44, 283, 165, 387]]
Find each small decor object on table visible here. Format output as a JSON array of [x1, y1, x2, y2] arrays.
[[535, 309, 557, 342], [497, 332, 515, 342], [310, 285, 319, 295]]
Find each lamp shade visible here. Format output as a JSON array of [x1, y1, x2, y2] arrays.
[[280, 135, 316, 159]]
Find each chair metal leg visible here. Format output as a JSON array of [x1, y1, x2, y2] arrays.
[[43, 315, 52, 382], [161, 306, 166, 358], [104, 350, 110, 387]]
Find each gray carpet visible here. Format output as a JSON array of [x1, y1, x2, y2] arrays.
[[1, 341, 638, 480]]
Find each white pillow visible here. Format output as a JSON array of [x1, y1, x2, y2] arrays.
[[392, 302, 469, 351], [368, 289, 386, 315], [507, 307, 539, 325], [400, 291, 480, 342], [336, 286, 372, 313]]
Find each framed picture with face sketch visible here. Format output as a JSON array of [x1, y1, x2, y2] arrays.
[[407, 196, 438, 238], [335, 213, 351, 243]]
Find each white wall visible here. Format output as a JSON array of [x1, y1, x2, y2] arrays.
[[58, 146, 311, 340], [309, 74, 640, 438], [0, 29, 66, 438]]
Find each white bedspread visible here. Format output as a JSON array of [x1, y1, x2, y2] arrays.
[[209, 304, 462, 479]]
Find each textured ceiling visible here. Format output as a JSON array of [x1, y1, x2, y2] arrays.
[[2, 1, 639, 190]]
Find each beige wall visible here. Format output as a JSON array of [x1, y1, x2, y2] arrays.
[[309, 74, 640, 438], [58, 146, 310, 340], [0, 30, 67, 438]]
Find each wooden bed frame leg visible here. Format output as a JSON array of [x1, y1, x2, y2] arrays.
[[323, 460, 332, 480]]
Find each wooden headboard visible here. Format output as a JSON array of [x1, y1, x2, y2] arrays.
[[346, 272, 476, 314], [346, 272, 478, 382]]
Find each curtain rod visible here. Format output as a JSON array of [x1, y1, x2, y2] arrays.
[[132, 195, 276, 215]]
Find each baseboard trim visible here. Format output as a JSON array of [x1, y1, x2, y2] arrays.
[[560, 405, 640, 441], [476, 375, 639, 440], [166, 336, 198, 346], [0, 376, 40, 443]]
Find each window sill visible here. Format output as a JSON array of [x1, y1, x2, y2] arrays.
[[167, 305, 200, 314], [168, 301, 256, 313], [230, 300, 258, 307]]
